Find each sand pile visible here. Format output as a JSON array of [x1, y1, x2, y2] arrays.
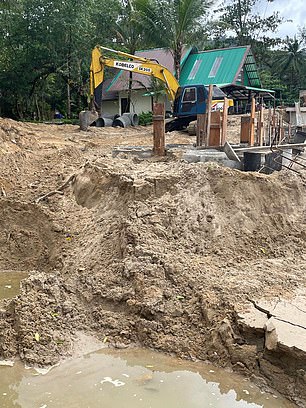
[[0, 117, 305, 405]]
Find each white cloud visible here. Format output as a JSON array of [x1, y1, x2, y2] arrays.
[[215, 0, 305, 38], [262, 0, 305, 37]]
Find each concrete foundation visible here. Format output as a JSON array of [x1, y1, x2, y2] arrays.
[[183, 149, 243, 169], [238, 294, 306, 354], [112, 146, 153, 159]]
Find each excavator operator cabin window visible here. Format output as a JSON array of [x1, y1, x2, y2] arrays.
[[182, 87, 196, 103]]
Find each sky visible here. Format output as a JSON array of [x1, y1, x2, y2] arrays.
[[214, 0, 305, 39], [264, 0, 305, 37]]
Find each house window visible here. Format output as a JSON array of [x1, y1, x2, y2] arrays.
[[188, 60, 202, 80], [208, 56, 223, 78], [236, 68, 243, 84], [182, 87, 197, 103]]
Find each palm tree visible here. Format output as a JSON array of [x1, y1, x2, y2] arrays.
[[113, 0, 153, 112], [276, 36, 306, 92], [277, 36, 306, 74], [137, 0, 212, 80]]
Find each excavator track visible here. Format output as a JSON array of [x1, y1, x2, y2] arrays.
[[165, 116, 196, 132]]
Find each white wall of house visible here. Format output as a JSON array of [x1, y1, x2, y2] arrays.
[[286, 106, 306, 127], [119, 90, 152, 115], [119, 90, 172, 115], [101, 100, 119, 116]]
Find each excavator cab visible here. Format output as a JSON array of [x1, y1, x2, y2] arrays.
[[166, 84, 227, 132], [167, 85, 208, 131], [174, 85, 207, 117]]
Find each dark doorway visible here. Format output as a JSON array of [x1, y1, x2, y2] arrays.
[[121, 98, 129, 114]]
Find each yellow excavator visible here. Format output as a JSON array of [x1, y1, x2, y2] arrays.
[[90, 46, 180, 103], [80, 45, 227, 131]]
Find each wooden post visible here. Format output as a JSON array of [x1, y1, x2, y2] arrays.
[[257, 105, 264, 146], [209, 111, 222, 147], [272, 108, 276, 144], [250, 97, 256, 146], [197, 84, 213, 147], [240, 117, 251, 143], [206, 84, 213, 145], [267, 107, 272, 145], [153, 103, 165, 156], [279, 114, 284, 144], [221, 97, 228, 145], [196, 114, 206, 146]]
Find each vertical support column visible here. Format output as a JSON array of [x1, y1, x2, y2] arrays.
[[240, 117, 251, 143], [221, 97, 228, 145], [209, 111, 222, 147], [250, 97, 256, 146], [257, 105, 264, 146], [196, 114, 206, 147], [279, 114, 284, 143], [288, 120, 292, 143], [153, 102, 165, 156], [267, 107, 272, 145], [196, 84, 213, 147], [206, 84, 213, 145], [272, 108, 276, 144]]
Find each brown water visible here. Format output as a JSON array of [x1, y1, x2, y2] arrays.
[[0, 271, 29, 300], [0, 348, 295, 408]]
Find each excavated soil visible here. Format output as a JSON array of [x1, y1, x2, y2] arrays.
[[0, 117, 305, 406]]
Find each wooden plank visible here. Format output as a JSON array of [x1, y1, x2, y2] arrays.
[[240, 116, 251, 143], [221, 97, 228, 145], [196, 114, 206, 146], [271, 110, 277, 143], [224, 141, 241, 162], [206, 84, 213, 146], [153, 103, 165, 156], [257, 105, 264, 146], [279, 115, 284, 143], [196, 142, 306, 152], [250, 97, 256, 146], [267, 107, 272, 145], [233, 142, 306, 153], [209, 111, 221, 146]]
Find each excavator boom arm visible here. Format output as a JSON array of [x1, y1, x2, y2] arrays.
[[90, 46, 179, 103]]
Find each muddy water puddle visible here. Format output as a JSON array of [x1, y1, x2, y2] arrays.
[[0, 348, 295, 408], [0, 271, 29, 300]]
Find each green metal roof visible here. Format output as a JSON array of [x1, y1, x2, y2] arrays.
[[179, 46, 262, 88], [245, 86, 275, 93]]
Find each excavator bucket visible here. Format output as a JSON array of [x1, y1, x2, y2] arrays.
[[79, 110, 99, 131]]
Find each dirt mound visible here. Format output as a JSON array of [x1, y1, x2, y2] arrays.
[[72, 160, 305, 262], [0, 118, 305, 405], [1, 158, 304, 403], [0, 200, 62, 271], [0, 118, 38, 153]]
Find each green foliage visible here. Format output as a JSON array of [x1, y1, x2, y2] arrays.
[[0, 0, 121, 120], [0, 0, 304, 119], [208, 0, 283, 66], [138, 111, 153, 126], [137, 0, 212, 79], [263, 34, 306, 104]]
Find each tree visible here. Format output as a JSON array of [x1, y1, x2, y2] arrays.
[[137, 0, 212, 79], [110, 0, 153, 112], [277, 36, 306, 74], [209, 0, 283, 66], [0, 0, 121, 120], [273, 36, 306, 99]]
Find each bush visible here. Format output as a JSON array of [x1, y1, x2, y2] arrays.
[[138, 111, 153, 126]]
